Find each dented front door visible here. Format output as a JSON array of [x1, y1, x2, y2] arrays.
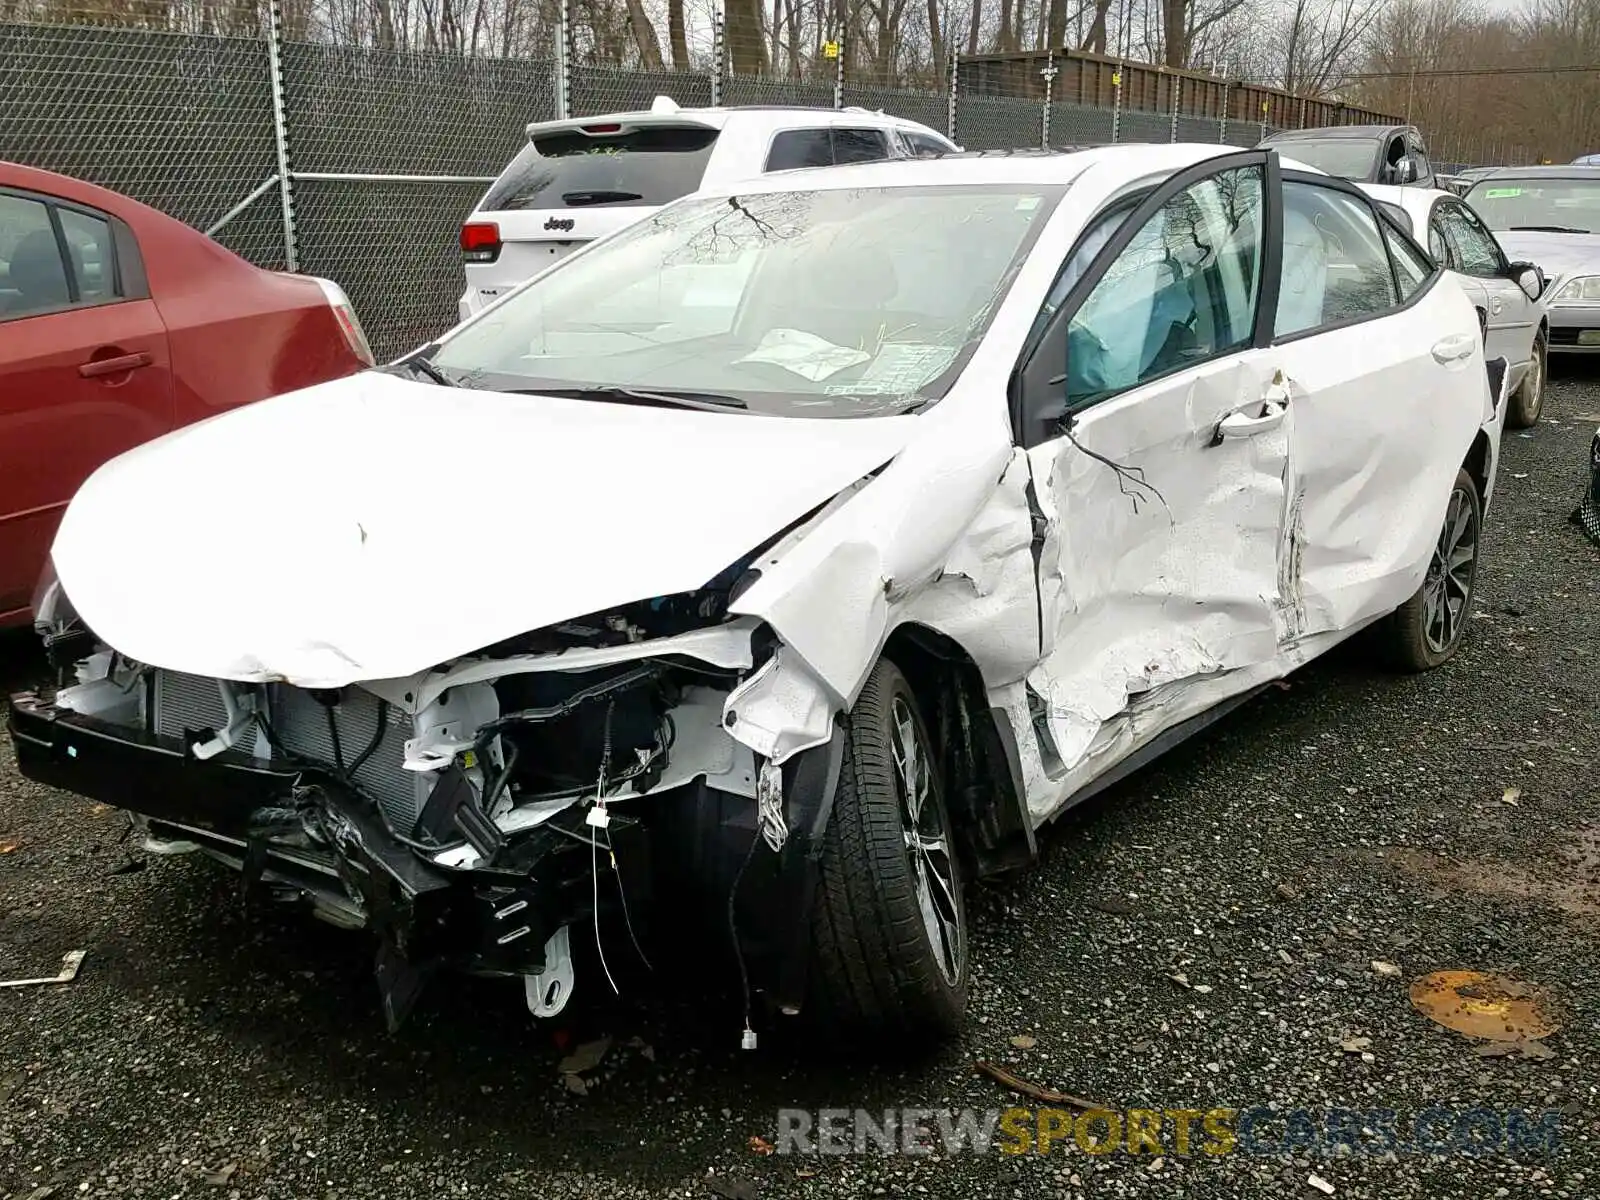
[[1017, 156, 1294, 786], [1025, 351, 1290, 778]]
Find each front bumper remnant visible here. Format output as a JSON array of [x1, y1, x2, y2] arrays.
[[6, 690, 648, 1030], [8, 686, 846, 1030]]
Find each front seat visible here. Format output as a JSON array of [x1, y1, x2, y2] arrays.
[[6, 229, 72, 315], [1276, 206, 1328, 336]]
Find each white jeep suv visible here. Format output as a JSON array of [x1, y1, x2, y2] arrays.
[[457, 96, 957, 319]]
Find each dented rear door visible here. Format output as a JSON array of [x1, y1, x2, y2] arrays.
[[1269, 174, 1484, 640]]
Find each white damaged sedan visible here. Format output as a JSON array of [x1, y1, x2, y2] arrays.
[[11, 145, 1511, 1045]]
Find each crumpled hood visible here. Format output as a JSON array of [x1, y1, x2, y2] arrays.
[[1494, 231, 1600, 286], [52, 372, 917, 686]]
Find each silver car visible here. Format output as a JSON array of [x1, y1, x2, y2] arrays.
[[1465, 167, 1600, 357], [1362, 183, 1549, 428]]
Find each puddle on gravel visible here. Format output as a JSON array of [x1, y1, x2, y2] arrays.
[[1381, 824, 1600, 921]]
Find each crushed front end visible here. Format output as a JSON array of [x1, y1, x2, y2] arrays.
[[8, 585, 844, 1035]]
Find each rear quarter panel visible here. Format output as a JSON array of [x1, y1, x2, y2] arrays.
[[135, 228, 365, 423]]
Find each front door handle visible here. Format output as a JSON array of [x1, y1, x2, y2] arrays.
[[1217, 400, 1287, 440], [1432, 333, 1477, 364], [1489, 297, 1504, 316], [79, 351, 153, 379]]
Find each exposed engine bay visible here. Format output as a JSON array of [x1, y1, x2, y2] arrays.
[[14, 567, 845, 1035]]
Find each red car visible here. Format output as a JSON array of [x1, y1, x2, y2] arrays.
[[0, 162, 374, 626]]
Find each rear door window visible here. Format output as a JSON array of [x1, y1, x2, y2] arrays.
[[765, 127, 892, 171], [57, 208, 119, 301], [481, 124, 719, 212], [766, 129, 834, 171], [0, 193, 69, 319], [832, 128, 890, 165]]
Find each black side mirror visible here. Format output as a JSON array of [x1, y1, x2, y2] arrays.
[[1509, 261, 1546, 302]]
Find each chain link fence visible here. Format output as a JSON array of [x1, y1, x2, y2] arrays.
[[0, 10, 1491, 360]]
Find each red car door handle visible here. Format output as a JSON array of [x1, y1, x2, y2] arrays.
[[79, 352, 153, 378]]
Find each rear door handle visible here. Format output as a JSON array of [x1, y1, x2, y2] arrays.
[[79, 351, 153, 378], [1431, 333, 1477, 364]]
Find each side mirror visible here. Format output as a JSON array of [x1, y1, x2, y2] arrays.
[[1509, 261, 1546, 302], [1395, 157, 1418, 184]]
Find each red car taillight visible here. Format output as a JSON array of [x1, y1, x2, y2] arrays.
[[460, 221, 501, 264], [310, 277, 375, 367]]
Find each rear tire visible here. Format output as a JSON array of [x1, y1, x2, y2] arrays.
[[1377, 467, 1483, 672], [1506, 328, 1546, 430], [808, 659, 967, 1042]]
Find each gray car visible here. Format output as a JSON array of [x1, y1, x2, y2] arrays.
[[1465, 166, 1600, 355]]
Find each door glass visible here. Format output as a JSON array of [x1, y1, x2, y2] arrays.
[[0, 195, 70, 319], [1065, 165, 1263, 408], [1277, 182, 1397, 336], [831, 128, 890, 165], [766, 129, 834, 171], [57, 208, 118, 303], [1383, 219, 1433, 300], [1440, 206, 1501, 275]]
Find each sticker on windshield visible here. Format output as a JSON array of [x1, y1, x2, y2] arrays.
[[859, 342, 959, 391], [1482, 188, 1523, 198], [1015, 196, 1042, 211]]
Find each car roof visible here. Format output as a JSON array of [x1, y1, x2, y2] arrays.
[[525, 98, 949, 141], [1470, 165, 1600, 182], [707, 142, 1240, 196], [1263, 124, 1410, 141]]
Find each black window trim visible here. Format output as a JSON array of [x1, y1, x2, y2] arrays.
[[0, 184, 143, 322], [1269, 168, 1441, 350], [1011, 148, 1278, 449], [1425, 199, 1459, 270], [1378, 207, 1433, 302]]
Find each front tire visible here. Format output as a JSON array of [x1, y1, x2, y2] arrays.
[[808, 659, 968, 1041], [1506, 328, 1547, 429], [1378, 467, 1483, 672]]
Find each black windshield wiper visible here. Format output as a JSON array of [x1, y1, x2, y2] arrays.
[[562, 190, 644, 206], [534, 385, 748, 413], [1508, 225, 1590, 234], [384, 348, 460, 388]]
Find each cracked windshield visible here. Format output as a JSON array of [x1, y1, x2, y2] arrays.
[[431, 184, 1062, 416]]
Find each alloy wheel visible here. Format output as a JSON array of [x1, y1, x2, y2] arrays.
[[889, 696, 963, 986], [1422, 485, 1478, 655], [1524, 339, 1545, 421]]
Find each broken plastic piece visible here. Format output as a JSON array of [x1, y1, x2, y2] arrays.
[[0, 949, 87, 989], [524, 926, 574, 1018], [189, 681, 257, 761]]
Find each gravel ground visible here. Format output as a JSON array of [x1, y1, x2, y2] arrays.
[[2, 369, 1598, 1200]]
